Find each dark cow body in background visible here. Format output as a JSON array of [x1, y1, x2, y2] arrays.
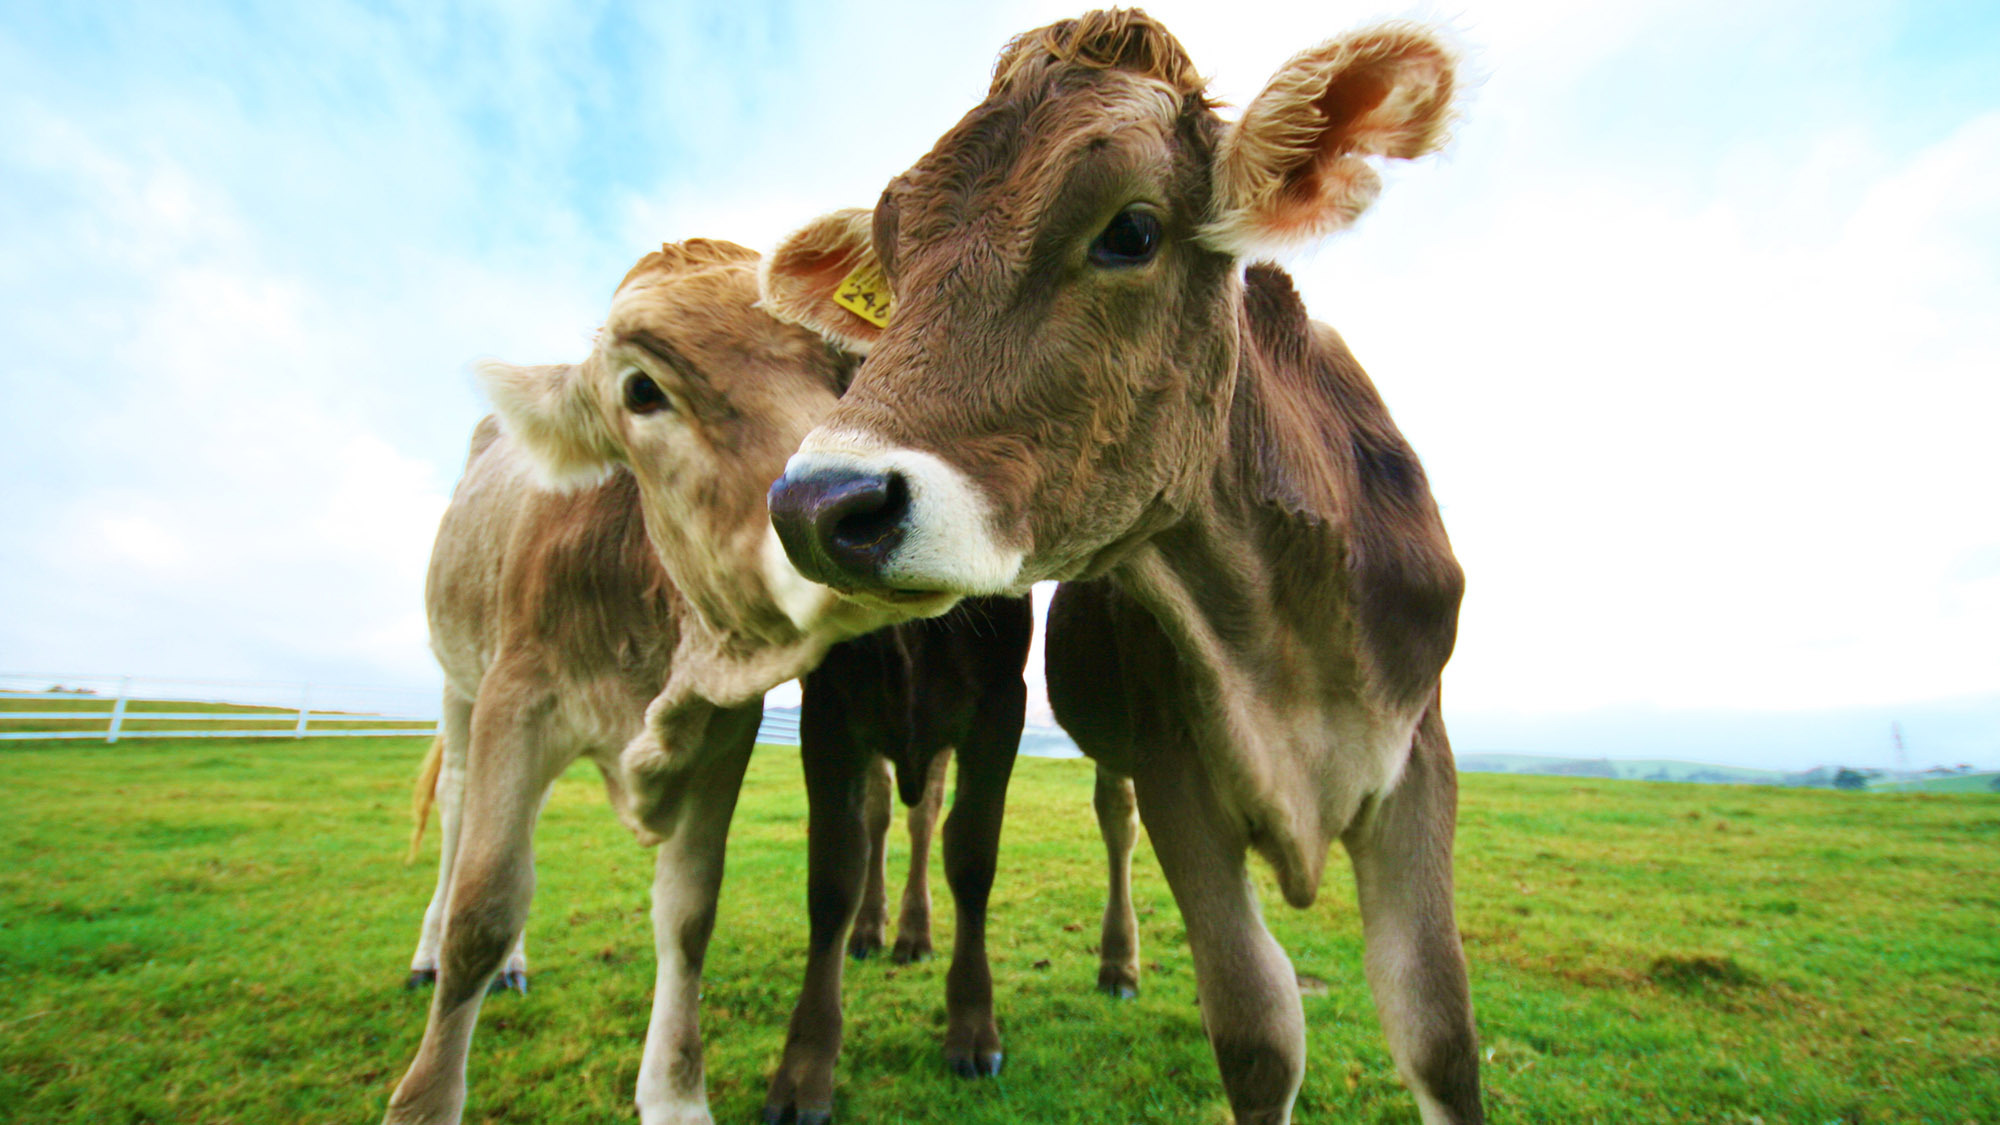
[[771, 595, 1031, 1124], [765, 12, 1479, 1124], [384, 244, 1035, 1125]]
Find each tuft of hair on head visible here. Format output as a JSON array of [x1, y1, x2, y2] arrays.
[[1202, 22, 1457, 259], [616, 238, 759, 296], [990, 8, 1206, 98]]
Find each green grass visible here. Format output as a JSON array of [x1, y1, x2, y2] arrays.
[[2, 737, 1995, 1124]]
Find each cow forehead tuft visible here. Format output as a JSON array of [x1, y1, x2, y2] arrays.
[[601, 267, 757, 350], [990, 8, 1205, 99], [615, 238, 759, 297]]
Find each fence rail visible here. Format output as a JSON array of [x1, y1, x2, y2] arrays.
[[0, 673, 808, 747], [0, 673, 439, 744]]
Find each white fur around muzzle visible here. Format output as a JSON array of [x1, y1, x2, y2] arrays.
[[785, 430, 1025, 596]]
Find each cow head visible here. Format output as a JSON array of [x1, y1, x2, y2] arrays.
[[763, 11, 1454, 610], [481, 239, 864, 639]]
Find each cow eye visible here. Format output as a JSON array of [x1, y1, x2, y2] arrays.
[[1089, 207, 1162, 267], [623, 372, 671, 415]]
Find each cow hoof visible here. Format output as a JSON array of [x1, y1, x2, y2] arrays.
[[1096, 966, 1139, 999], [890, 938, 933, 964], [761, 1106, 832, 1125], [946, 1051, 1003, 1079], [404, 968, 437, 990], [847, 932, 884, 960], [488, 970, 528, 995]]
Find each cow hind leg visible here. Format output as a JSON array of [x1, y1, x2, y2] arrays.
[[1092, 766, 1141, 998], [893, 748, 949, 964], [846, 755, 893, 960], [1344, 705, 1483, 1125], [1133, 735, 1303, 1125], [939, 683, 1023, 1079], [486, 781, 552, 996], [407, 690, 472, 989], [384, 696, 565, 1125], [765, 695, 875, 1125]]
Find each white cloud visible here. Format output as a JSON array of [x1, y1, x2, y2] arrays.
[[1300, 99, 2000, 717]]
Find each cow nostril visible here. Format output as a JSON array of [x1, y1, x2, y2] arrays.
[[768, 468, 911, 587], [826, 472, 909, 555]]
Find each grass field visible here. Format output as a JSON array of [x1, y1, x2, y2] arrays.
[[2, 735, 1996, 1124]]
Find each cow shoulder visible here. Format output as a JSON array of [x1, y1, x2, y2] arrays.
[[437, 434, 682, 685], [1237, 264, 1463, 704]]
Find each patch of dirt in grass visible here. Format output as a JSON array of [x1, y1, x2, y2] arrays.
[[1647, 953, 1756, 991]]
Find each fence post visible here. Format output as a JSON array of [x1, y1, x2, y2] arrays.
[[294, 683, 312, 739], [107, 677, 131, 744]]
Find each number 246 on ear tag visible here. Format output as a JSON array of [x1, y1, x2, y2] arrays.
[[833, 259, 893, 328]]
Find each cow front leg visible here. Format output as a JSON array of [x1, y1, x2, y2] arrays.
[[847, 755, 893, 960], [939, 683, 1023, 1078], [1092, 765, 1141, 998], [628, 701, 759, 1125], [893, 747, 949, 963], [1344, 705, 1483, 1125], [1133, 737, 1303, 1125], [764, 687, 875, 1125], [385, 697, 562, 1125]]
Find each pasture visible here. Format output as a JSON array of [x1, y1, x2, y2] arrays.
[[2, 734, 1995, 1124]]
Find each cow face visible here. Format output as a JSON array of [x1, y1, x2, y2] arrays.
[[763, 13, 1454, 610], [482, 240, 860, 638]]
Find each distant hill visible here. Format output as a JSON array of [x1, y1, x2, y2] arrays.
[[763, 712, 1992, 789], [1457, 753, 1999, 792]]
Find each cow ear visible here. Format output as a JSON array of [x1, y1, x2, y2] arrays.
[[1203, 24, 1456, 257], [476, 360, 618, 491], [759, 208, 888, 354]]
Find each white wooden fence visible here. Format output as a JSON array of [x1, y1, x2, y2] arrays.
[[0, 673, 439, 743], [0, 672, 809, 746]]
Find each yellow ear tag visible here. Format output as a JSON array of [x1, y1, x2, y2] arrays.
[[832, 258, 894, 328]]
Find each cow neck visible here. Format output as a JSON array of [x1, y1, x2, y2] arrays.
[[1104, 265, 1463, 905], [631, 501, 817, 709], [1118, 268, 1377, 709]]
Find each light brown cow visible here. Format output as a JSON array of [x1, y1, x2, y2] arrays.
[[382, 240, 1036, 1125], [762, 12, 1479, 1125]]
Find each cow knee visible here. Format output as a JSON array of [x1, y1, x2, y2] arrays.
[[1210, 1033, 1303, 1123], [442, 903, 520, 996], [1401, 1020, 1482, 1123]]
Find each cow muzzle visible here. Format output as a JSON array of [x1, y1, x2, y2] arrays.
[[767, 433, 1025, 602], [767, 467, 910, 587]]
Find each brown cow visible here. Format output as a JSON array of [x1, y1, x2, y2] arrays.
[[762, 12, 1479, 1124], [381, 240, 1032, 1125]]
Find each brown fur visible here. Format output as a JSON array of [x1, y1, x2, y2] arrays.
[[388, 245, 1048, 1125], [765, 13, 1479, 1124], [989, 8, 1207, 99]]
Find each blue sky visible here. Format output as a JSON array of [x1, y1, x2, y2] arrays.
[[2, 1, 1995, 769]]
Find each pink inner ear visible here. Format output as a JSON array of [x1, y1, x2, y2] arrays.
[[777, 245, 861, 299], [1267, 156, 1382, 242], [1315, 50, 1448, 161], [1314, 64, 1397, 154]]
